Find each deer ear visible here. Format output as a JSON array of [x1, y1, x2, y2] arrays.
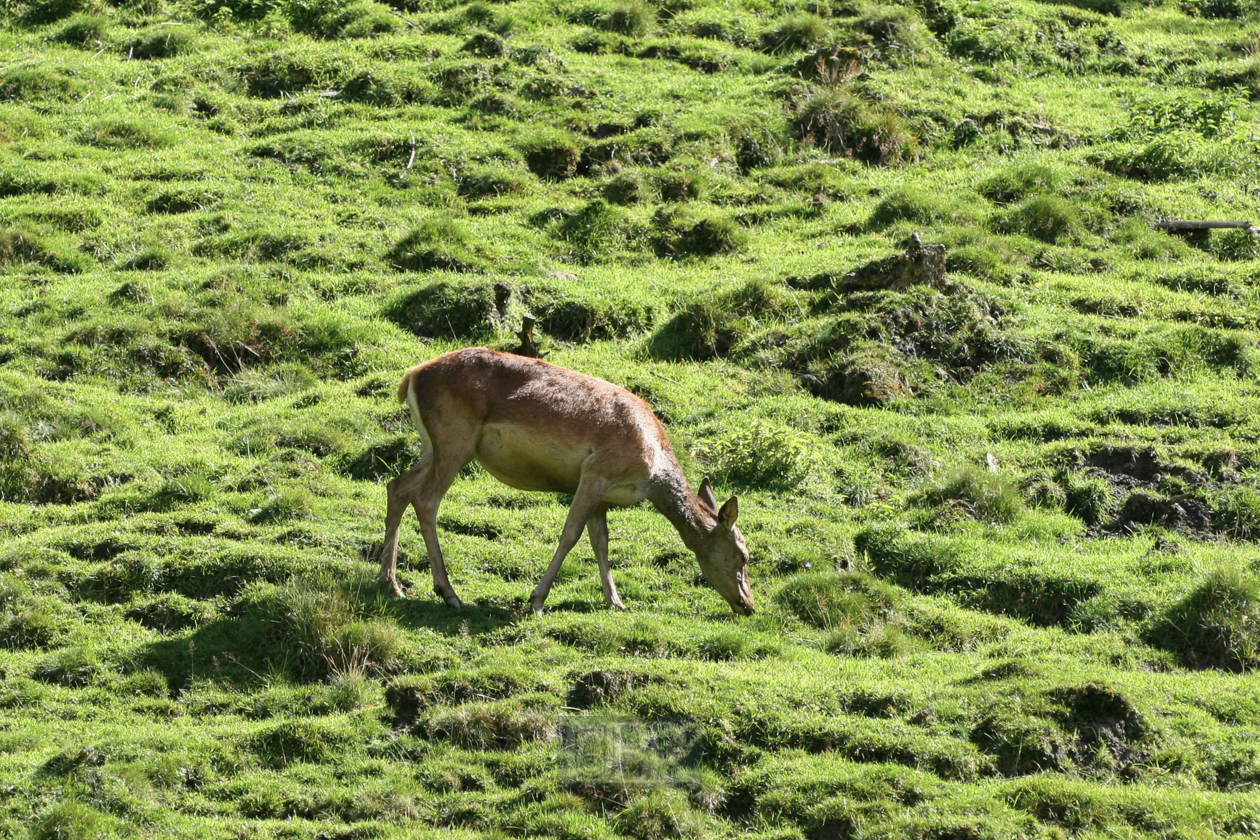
[[698, 477, 718, 512], [718, 496, 739, 530]]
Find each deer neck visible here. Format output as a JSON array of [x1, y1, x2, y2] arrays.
[[648, 472, 713, 554]]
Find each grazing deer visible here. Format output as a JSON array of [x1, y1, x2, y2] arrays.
[[379, 347, 754, 616]]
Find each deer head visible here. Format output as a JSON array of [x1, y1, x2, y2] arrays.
[[695, 478, 754, 615]]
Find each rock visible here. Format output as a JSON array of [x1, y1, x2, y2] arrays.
[[841, 236, 947, 292]]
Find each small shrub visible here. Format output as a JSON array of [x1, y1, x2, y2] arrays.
[[146, 188, 217, 214], [520, 131, 583, 180], [426, 703, 555, 750], [341, 436, 417, 482], [854, 524, 959, 590], [802, 346, 911, 406], [652, 208, 745, 259], [945, 20, 1032, 64], [224, 365, 319, 403], [586, 1, 654, 36], [462, 31, 507, 58], [18, 0, 88, 26], [1180, 0, 1245, 19], [529, 289, 653, 343], [456, 166, 532, 200], [252, 488, 315, 523], [979, 164, 1062, 204], [827, 621, 915, 658], [1061, 471, 1117, 526], [248, 720, 351, 767], [777, 571, 902, 630], [1101, 137, 1197, 181], [793, 87, 917, 164], [32, 802, 107, 840], [867, 187, 955, 229], [0, 227, 86, 272], [1212, 229, 1260, 262], [657, 167, 707, 202], [1147, 562, 1260, 671], [946, 246, 1015, 283], [119, 247, 171, 271], [555, 199, 637, 263], [52, 14, 110, 45], [32, 646, 98, 687], [328, 620, 404, 676], [695, 421, 810, 491], [327, 668, 372, 711], [0, 66, 84, 102], [648, 279, 791, 359], [995, 195, 1084, 244], [125, 593, 217, 633], [1209, 487, 1260, 540], [0, 601, 72, 649], [0, 413, 32, 464], [1114, 217, 1190, 262], [387, 219, 482, 273], [613, 788, 704, 840], [602, 169, 654, 204], [383, 281, 503, 338], [249, 576, 399, 679], [80, 118, 175, 150], [150, 472, 216, 510], [914, 466, 1025, 525], [290, 0, 400, 38], [127, 27, 195, 59], [697, 629, 751, 661], [761, 13, 828, 54], [856, 8, 936, 64], [729, 118, 785, 172]]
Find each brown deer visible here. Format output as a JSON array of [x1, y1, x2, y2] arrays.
[[378, 347, 754, 616]]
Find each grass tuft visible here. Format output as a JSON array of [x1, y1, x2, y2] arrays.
[[387, 219, 483, 273], [1147, 562, 1260, 671]]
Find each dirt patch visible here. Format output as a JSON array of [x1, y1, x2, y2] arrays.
[[1116, 491, 1212, 535], [1084, 445, 1201, 489], [567, 669, 656, 709], [1067, 445, 1219, 537], [1053, 683, 1148, 774]]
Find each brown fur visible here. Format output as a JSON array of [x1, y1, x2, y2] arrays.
[[378, 347, 754, 615]]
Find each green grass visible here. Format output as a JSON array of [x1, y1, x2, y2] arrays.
[[2, 0, 1260, 836]]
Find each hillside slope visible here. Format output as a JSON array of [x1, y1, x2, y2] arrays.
[[3, 0, 1260, 837]]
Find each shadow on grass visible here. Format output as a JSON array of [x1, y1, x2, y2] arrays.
[[139, 587, 520, 693], [389, 593, 520, 635], [139, 614, 274, 692]]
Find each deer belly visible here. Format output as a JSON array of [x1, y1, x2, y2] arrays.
[[475, 425, 587, 493]]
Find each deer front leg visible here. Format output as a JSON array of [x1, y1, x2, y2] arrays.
[[414, 496, 463, 609], [530, 475, 610, 616], [587, 507, 625, 611]]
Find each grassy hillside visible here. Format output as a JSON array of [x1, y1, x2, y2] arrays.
[[3, 0, 1260, 836]]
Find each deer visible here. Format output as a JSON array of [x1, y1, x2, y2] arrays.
[[378, 347, 755, 617]]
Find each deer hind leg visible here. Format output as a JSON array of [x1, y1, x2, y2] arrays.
[[530, 473, 611, 616], [587, 507, 625, 611], [381, 455, 433, 598], [410, 423, 478, 608]]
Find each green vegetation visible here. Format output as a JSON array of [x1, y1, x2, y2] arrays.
[[2, 0, 1260, 836]]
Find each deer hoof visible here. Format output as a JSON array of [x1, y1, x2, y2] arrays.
[[444, 596, 464, 609], [607, 599, 627, 612]]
